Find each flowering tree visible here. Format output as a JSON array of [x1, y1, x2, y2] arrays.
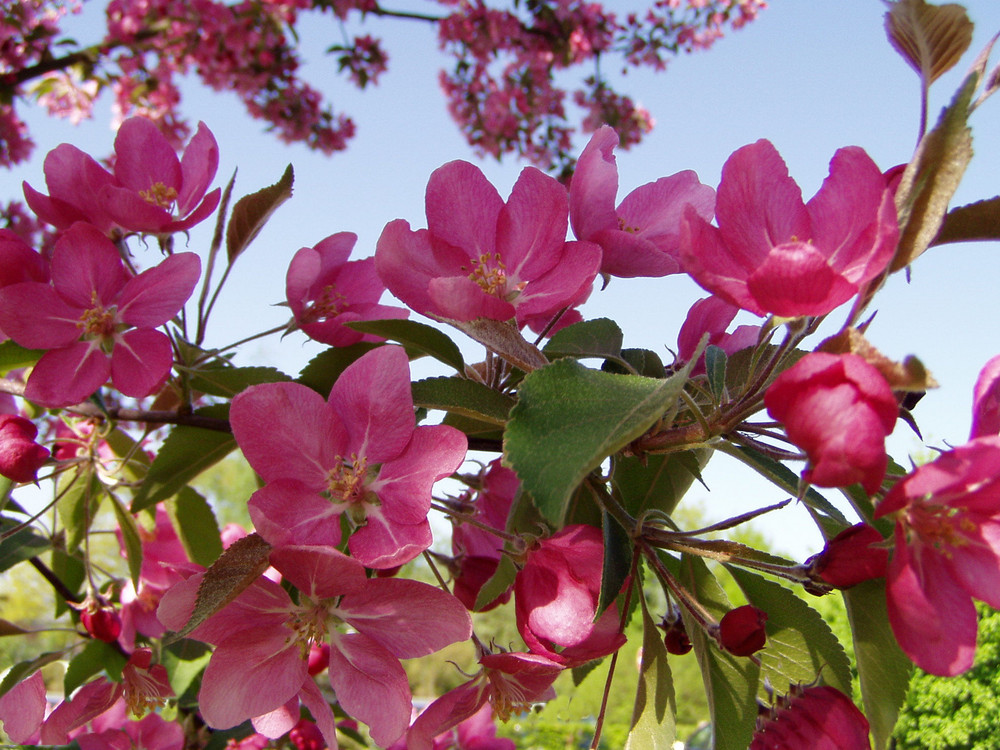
[[1, 1, 1000, 749], [0, 0, 764, 175]]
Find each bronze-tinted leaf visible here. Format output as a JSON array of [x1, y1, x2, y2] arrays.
[[931, 196, 1000, 246], [226, 164, 294, 263], [885, 0, 973, 85]]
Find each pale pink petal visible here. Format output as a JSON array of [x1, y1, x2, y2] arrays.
[[298, 678, 340, 750], [513, 240, 601, 322], [407, 679, 489, 750], [329, 346, 415, 461], [40, 679, 122, 744], [231, 381, 346, 485], [497, 166, 568, 280], [336, 578, 472, 658], [177, 122, 219, 214], [199, 630, 307, 729], [327, 631, 412, 748], [268, 545, 367, 600], [425, 161, 503, 262], [127, 713, 186, 750], [50, 223, 128, 308], [25, 343, 109, 407], [677, 296, 738, 361], [118, 253, 201, 327], [0, 282, 81, 348], [113, 117, 182, 193], [248, 480, 342, 548], [0, 670, 46, 743], [111, 328, 173, 397], [252, 697, 299, 739], [569, 125, 620, 242], [886, 528, 977, 676]]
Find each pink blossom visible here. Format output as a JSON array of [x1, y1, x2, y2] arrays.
[[765, 353, 897, 495], [0, 414, 50, 482], [676, 295, 760, 375], [76, 709, 184, 750], [680, 140, 898, 317], [514, 524, 627, 666], [230, 345, 467, 568], [971, 354, 1000, 439], [405, 651, 562, 750], [285, 231, 408, 346], [101, 117, 221, 234], [22, 143, 120, 234], [157, 544, 472, 747], [79, 596, 123, 643], [569, 125, 714, 277], [751, 684, 871, 750], [0, 223, 200, 407], [875, 436, 1000, 675], [375, 161, 601, 329]]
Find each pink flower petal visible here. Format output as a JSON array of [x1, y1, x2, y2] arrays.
[[177, 121, 220, 214], [0, 670, 46, 743], [746, 242, 855, 317], [348, 510, 432, 569], [268, 544, 367, 599], [26, 342, 109, 407], [425, 161, 504, 262], [113, 117, 182, 194], [497, 166, 568, 280], [111, 328, 174, 398], [118, 253, 201, 327], [51, 223, 129, 308], [40, 678, 122, 744], [248, 480, 342, 548], [427, 275, 517, 322], [407, 679, 489, 750], [569, 126, 620, 243], [0, 282, 81, 349]]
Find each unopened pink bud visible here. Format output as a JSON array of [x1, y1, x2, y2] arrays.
[[306, 642, 330, 676], [719, 605, 767, 656], [81, 599, 122, 643], [806, 523, 888, 589], [289, 718, 325, 750], [0, 414, 49, 482]]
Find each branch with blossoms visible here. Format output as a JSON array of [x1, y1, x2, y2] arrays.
[[2, 2, 1000, 749], [0, 0, 763, 176]]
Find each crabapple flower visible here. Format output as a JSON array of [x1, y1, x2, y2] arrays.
[[971, 354, 1000, 438], [569, 125, 715, 277], [750, 684, 871, 750], [286, 231, 408, 346], [0, 414, 49, 482], [803, 523, 888, 589], [157, 544, 472, 748], [765, 352, 897, 495], [0, 223, 201, 407], [676, 295, 760, 376], [375, 161, 601, 328], [230, 345, 467, 568], [405, 650, 562, 750], [718, 605, 768, 656], [515, 524, 627, 666], [875, 436, 1000, 675], [100, 117, 221, 235], [451, 458, 518, 611], [680, 140, 898, 317], [22, 143, 121, 234]]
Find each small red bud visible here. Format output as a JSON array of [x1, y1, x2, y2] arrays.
[[81, 599, 122, 643], [0, 414, 49, 483], [659, 615, 693, 655], [289, 718, 325, 750], [719, 605, 767, 656], [805, 523, 888, 589], [306, 642, 330, 676]]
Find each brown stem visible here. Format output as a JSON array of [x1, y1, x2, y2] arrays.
[[29, 556, 80, 604]]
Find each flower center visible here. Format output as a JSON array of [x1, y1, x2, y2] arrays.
[[617, 216, 640, 233], [488, 671, 534, 722], [467, 252, 509, 296], [302, 284, 347, 323], [904, 498, 977, 554], [139, 181, 178, 209]]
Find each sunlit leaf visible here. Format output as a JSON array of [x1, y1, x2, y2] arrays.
[[108, 491, 143, 588], [168, 487, 224, 568], [624, 594, 676, 750], [65, 638, 127, 696], [932, 196, 1000, 245], [226, 164, 293, 263], [543, 318, 624, 361], [188, 365, 293, 399], [412, 377, 515, 425], [348, 319, 465, 373]]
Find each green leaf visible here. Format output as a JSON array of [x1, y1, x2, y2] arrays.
[[505, 358, 692, 526], [705, 345, 727, 402], [472, 552, 518, 612], [441, 412, 504, 442], [50, 547, 84, 617], [598, 509, 634, 617], [348, 319, 465, 373], [168, 487, 224, 567], [673, 553, 759, 750], [226, 164, 293, 263], [103, 427, 152, 483], [188, 365, 293, 399], [56, 467, 102, 553], [0, 340, 44, 375], [131, 405, 236, 513], [296, 342, 382, 397], [447, 318, 549, 372], [543, 318, 623, 361], [842, 578, 913, 750], [0, 651, 64, 700], [891, 68, 977, 271], [163, 638, 213, 700], [605, 348, 667, 378], [728, 444, 849, 526], [0, 619, 30, 636], [412, 377, 515, 426], [614, 449, 713, 518], [64, 638, 127, 696], [107, 491, 143, 589], [625, 595, 676, 750], [932, 196, 1000, 246], [727, 566, 852, 697], [0, 518, 50, 573]]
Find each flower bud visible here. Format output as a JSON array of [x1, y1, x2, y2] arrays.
[[658, 610, 692, 655], [805, 523, 888, 589], [0, 414, 49, 483], [80, 598, 122, 643], [289, 719, 325, 750], [719, 605, 767, 656], [306, 642, 330, 676], [751, 684, 870, 749]]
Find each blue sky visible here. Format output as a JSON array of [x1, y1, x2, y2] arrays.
[[9, 0, 1000, 557]]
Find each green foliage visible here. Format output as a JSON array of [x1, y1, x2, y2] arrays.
[[893, 605, 1000, 750]]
